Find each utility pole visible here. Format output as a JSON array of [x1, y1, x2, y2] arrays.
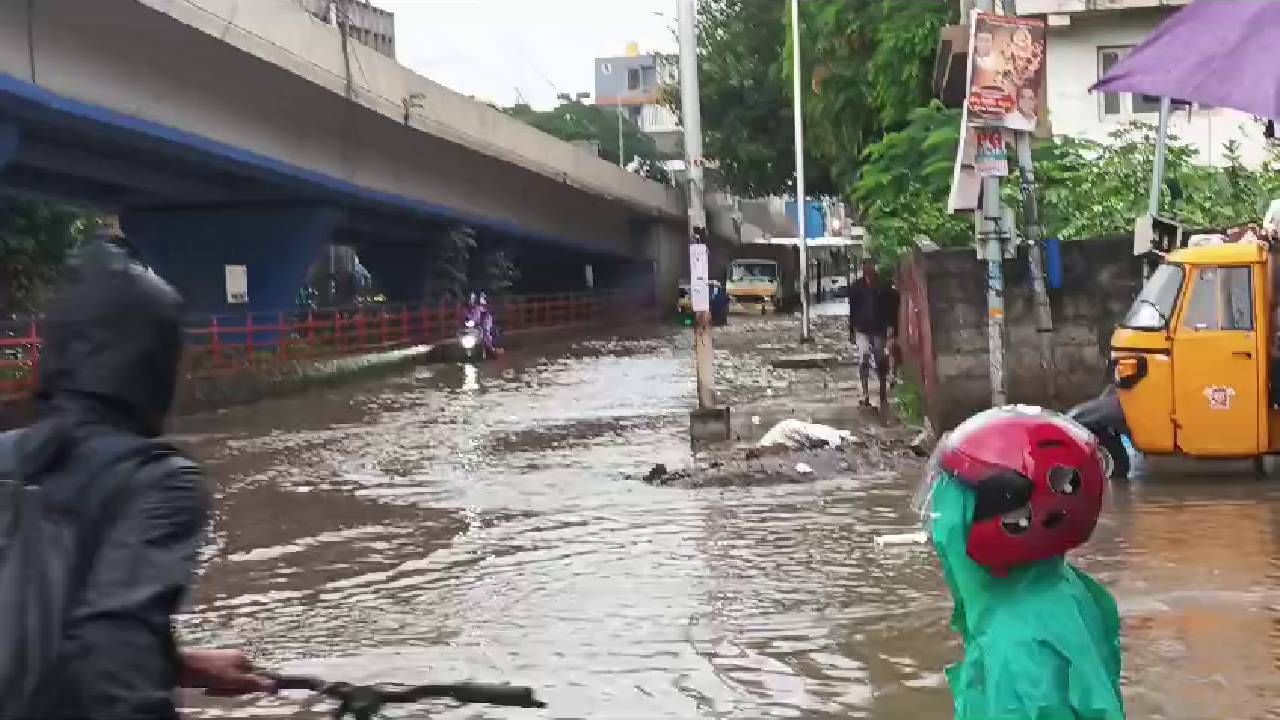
[[1147, 97, 1172, 218], [975, 0, 1006, 406], [616, 98, 626, 169], [678, 0, 718, 419], [335, 0, 354, 100], [1016, 134, 1056, 404], [790, 0, 812, 342], [1143, 96, 1173, 281]]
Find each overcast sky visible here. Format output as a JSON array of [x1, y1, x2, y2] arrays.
[[372, 0, 678, 109]]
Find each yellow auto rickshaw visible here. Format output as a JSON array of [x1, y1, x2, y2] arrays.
[[676, 281, 694, 325], [1075, 0, 1280, 477], [1071, 241, 1279, 477]]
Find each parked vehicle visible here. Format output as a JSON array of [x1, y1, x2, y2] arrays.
[[724, 245, 801, 314], [1070, 240, 1279, 477], [676, 281, 693, 323]]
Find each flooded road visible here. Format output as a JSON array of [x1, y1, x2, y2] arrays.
[[175, 321, 1280, 719]]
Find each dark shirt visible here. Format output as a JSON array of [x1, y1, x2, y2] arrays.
[[848, 277, 899, 336]]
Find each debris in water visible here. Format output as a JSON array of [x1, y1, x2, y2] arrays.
[[794, 462, 814, 475], [640, 463, 690, 486], [772, 353, 837, 370], [873, 531, 930, 549], [908, 420, 936, 457], [758, 419, 852, 450]]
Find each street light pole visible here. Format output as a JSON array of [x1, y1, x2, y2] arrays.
[[678, 0, 716, 412], [790, 0, 811, 343], [615, 98, 626, 169]]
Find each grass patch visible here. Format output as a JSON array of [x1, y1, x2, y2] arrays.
[[893, 375, 925, 426]]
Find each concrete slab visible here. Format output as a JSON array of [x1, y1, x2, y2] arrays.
[[690, 407, 732, 443]]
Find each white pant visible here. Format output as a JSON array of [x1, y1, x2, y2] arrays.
[[854, 332, 887, 377]]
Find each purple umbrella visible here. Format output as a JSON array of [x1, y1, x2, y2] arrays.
[[1092, 0, 1280, 121]]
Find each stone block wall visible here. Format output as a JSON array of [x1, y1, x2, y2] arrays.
[[897, 236, 1143, 431]]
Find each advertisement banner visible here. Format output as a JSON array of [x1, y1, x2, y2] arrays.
[[967, 13, 1046, 132], [974, 128, 1009, 177]]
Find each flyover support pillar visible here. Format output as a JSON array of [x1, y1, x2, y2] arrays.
[[122, 204, 341, 316], [637, 220, 687, 318]]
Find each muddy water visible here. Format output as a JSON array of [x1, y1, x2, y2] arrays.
[[175, 326, 1280, 719]]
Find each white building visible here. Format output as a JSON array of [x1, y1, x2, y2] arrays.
[[960, 0, 1269, 167], [593, 44, 682, 158]]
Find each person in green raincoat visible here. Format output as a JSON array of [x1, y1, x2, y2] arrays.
[[919, 406, 1126, 720]]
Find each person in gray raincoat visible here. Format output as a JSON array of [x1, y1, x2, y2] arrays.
[[1, 237, 271, 719]]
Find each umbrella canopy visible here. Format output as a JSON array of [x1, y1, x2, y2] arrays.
[[1092, 0, 1280, 121]]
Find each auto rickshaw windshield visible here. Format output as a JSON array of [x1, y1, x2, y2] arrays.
[[1122, 263, 1184, 330]]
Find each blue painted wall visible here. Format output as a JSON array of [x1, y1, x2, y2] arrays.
[[784, 201, 826, 239], [123, 205, 341, 317]]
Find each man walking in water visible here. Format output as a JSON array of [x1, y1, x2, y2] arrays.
[[848, 258, 899, 409]]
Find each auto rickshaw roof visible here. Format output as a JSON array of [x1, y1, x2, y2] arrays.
[[1167, 242, 1266, 266]]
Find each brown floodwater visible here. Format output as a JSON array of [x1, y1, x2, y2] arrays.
[[173, 323, 1280, 719]]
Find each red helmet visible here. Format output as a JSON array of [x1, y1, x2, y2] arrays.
[[920, 406, 1110, 576]]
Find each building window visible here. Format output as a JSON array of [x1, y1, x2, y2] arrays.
[[1099, 46, 1193, 119], [627, 67, 641, 91], [641, 65, 657, 89], [1098, 46, 1127, 117], [1132, 94, 1165, 115], [600, 62, 612, 75]]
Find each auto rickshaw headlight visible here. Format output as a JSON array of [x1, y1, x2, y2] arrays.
[[1114, 357, 1141, 385]]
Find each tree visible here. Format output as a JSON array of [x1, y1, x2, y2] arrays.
[[505, 102, 669, 183], [477, 245, 520, 297], [852, 101, 969, 263], [799, 0, 955, 193], [0, 197, 94, 315], [1032, 122, 1280, 240], [678, 0, 834, 197], [685, 0, 953, 198], [425, 224, 475, 301]]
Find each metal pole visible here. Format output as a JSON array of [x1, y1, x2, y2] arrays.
[[1016, 132, 1056, 404], [983, 176, 1008, 406], [678, 0, 715, 410], [616, 98, 626, 169], [1148, 96, 1172, 217], [972, 0, 1006, 406], [790, 0, 811, 342], [336, 0, 353, 100], [1140, 96, 1172, 282]]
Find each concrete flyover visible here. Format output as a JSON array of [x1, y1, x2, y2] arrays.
[[0, 0, 711, 314]]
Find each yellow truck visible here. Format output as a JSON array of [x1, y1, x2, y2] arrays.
[[1070, 241, 1279, 477]]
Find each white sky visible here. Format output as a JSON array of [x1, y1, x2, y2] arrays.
[[372, 0, 678, 109]]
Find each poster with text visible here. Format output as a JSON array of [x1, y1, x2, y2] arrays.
[[967, 13, 1045, 132], [974, 128, 1009, 177]]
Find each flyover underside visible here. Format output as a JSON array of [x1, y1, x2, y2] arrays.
[[0, 74, 664, 315]]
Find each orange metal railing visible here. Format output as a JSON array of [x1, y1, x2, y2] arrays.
[[1, 290, 653, 399]]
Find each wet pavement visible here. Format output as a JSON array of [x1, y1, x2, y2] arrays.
[[175, 314, 1280, 719]]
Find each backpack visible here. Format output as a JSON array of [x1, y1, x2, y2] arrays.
[[0, 427, 195, 720]]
